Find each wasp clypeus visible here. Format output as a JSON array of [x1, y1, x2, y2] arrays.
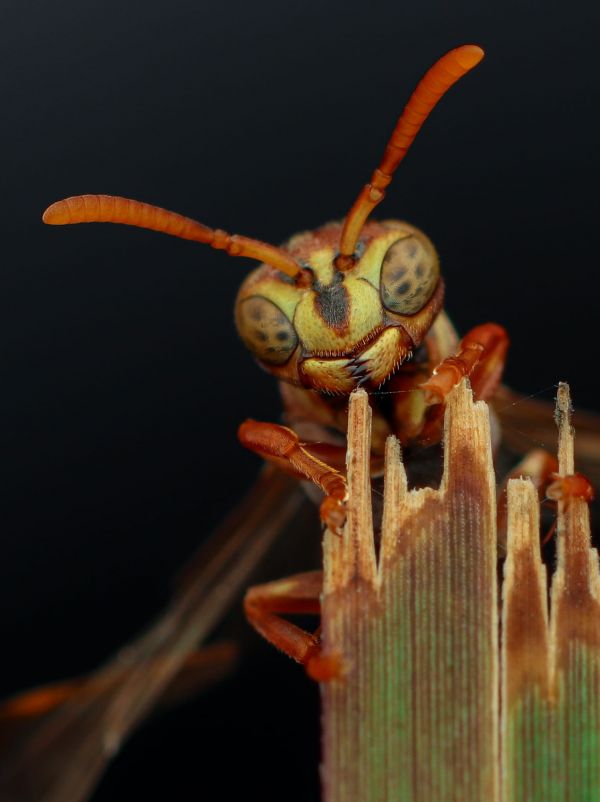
[[2, 44, 598, 800]]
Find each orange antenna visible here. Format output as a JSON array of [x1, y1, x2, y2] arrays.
[[337, 44, 484, 268], [43, 194, 302, 278]]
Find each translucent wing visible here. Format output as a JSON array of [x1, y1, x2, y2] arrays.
[[492, 385, 600, 487], [0, 466, 306, 802]]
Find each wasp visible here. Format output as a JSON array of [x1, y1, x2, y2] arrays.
[[2, 44, 598, 799], [40, 44, 514, 673], [40, 43, 594, 674]]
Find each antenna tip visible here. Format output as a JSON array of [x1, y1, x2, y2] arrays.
[[454, 44, 485, 70], [42, 200, 67, 225]]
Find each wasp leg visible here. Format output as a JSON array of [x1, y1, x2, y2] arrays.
[[496, 449, 559, 553], [546, 471, 596, 505], [541, 517, 558, 547], [418, 323, 509, 443], [244, 570, 342, 681], [495, 457, 595, 551], [278, 380, 392, 459], [422, 322, 509, 405], [238, 419, 347, 534], [540, 471, 595, 546]]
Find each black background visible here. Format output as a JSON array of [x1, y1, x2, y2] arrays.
[[1, 0, 599, 799]]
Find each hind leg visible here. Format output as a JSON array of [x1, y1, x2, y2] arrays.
[[244, 571, 342, 682]]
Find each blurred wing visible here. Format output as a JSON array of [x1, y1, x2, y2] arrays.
[[0, 466, 306, 802], [493, 385, 600, 486], [0, 642, 238, 752]]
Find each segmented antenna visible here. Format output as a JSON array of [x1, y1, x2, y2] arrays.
[[43, 195, 302, 278], [336, 44, 484, 268]]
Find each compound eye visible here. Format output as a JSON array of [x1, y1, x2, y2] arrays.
[[235, 296, 298, 365], [380, 235, 439, 315]]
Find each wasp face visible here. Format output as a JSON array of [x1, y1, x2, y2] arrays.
[[235, 220, 444, 393]]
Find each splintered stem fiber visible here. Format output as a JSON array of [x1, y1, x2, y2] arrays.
[[502, 383, 600, 801], [321, 382, 499, 802], [321, 381, 600, 802]]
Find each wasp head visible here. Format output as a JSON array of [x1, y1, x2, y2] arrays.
[[43, 44, 481, 396], [235, 220, 443, 393]]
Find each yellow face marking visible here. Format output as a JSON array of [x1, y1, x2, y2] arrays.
[[351, 224, 415, 287], [299, 357, 357, 393], [300, 324, 413, 391], [303, 248, 337, 284], [357, 327, 410, 386], [236, 267, 301, 321], [294, 276, 383, 355]]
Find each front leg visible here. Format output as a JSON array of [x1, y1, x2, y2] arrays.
[[422, 322, 509, 405], [238, 419, 347, 534], [419, 322, 509, 443]]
